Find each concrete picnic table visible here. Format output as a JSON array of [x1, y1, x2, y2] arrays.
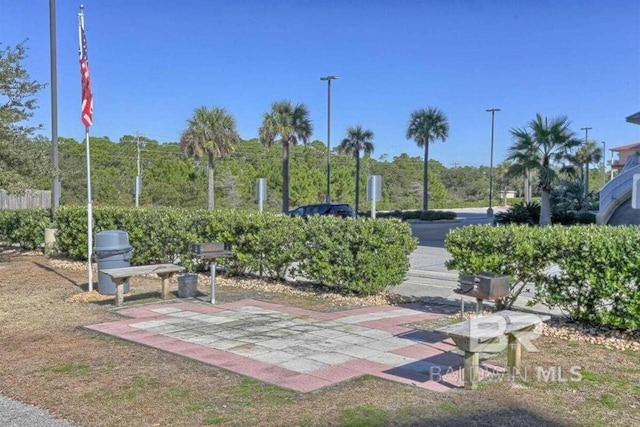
[[99, 264, 185, 306], [435, 310, 550, 389]]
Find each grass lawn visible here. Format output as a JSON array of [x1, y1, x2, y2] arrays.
[[1, 252, 639, 426]]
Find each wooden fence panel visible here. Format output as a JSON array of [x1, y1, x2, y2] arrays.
[[0, 190, 51, 210]]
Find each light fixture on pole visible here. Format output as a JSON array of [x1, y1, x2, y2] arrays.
[[320, 75, 337, 203], [486, 108, 500, 217]]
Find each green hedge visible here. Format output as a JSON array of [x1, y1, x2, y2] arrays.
[[2, 207, 416, 295], [445, 225, 640, 330], [0, 209, 50, 250], [296, 216, 417, 295], [376, 210, 456, 221]]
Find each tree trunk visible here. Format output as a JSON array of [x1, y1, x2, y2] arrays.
[[422, 140, 430, 212], [539, 190, 552, 225], [524, 169, 531, 203], [207, 151, 215, 210], [354, 152, 360, 216], [282, 141, 289, 213]]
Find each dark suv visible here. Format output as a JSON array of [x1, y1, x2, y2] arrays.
[[289, 203, 356, 219]]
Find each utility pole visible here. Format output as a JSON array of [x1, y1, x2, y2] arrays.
[[135, 132, 141, 207]]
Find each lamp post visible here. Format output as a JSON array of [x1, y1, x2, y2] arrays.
[[320, 75, 337, 203], [601, 141, 606, 187], [581, 127, 592, 198], [486, 108, 500, 217]]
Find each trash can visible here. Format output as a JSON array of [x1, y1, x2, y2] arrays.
[[94, 230, 133, 295], [177, 274, 198, 298]]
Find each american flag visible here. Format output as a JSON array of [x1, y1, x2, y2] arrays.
[[79, 21, 93, 127]]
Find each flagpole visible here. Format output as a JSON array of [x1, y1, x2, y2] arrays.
[[79, 5, 93, 292], [85, 127, 93, 291]]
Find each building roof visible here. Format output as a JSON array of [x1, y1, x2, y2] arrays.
[[610, 142, 640, 152], [626, 112, 640, 125]]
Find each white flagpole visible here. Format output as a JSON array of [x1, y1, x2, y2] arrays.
[[79, 5, 93, 292], [85, 127, 93, 292]]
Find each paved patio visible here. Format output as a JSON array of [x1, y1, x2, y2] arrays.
[[85, 299, 503, 392]]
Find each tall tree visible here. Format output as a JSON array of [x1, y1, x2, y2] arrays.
[[338, 125, 374, 215], [507, 114, 580, 225], [180, 106, 240, 210], [0, 41, 48, 192], [406, 107, 449, 211], [259, 100, 312, 213]]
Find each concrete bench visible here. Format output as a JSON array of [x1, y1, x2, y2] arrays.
[[99, 264, 185, 307], [435, 310, 550, 389]]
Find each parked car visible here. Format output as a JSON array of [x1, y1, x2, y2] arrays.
[[289, 203, 356, 219]]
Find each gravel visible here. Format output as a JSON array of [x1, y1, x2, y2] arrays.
[[0, 395, 76, 427]]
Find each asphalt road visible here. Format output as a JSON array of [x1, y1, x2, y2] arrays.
[[409, 209, 497, 248]]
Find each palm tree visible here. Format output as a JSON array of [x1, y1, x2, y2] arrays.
[[180, 106, 240, 210], [566, 141, 602, 199], [259, 100, 312, 213], [406, 107, 449, 211], [338, 125, 374, 216], [507, 114, 580, 225], [506, 140, 540, 203]]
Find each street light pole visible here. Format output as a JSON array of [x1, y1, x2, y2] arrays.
[[581, 127, 592, 198], [601, 141, 606, 187], [486, 108, 500, 217], [320, 75, 337, 203]]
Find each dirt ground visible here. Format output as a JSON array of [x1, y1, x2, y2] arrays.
[[1, 251, 639, 427]]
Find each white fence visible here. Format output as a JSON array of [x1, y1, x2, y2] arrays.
[[0, 190, 51, 210]]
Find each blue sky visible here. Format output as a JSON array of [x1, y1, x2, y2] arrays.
[[2, 0, 639, 167]]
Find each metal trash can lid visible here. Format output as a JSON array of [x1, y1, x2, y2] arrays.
[[94, 230, 131, 251]]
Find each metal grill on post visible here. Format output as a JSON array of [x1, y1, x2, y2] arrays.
[[454, 272, 510, 316], [190, 242, 234, 304]]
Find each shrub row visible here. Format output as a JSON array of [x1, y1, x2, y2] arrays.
[[3, 207, 416, 295], [445, 224, 640, 330], [0, 209, 50, 250], [376, 210, 456, 221], [493, 202, 596, 226]]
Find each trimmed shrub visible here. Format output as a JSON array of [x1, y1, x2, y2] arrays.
[[296, 216, 417, 295], [0, 209, 50, 250], [377, 210, 456, 221], [446, 224, 640, 330]]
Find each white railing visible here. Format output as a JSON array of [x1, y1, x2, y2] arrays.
[[597, 165, 640, 224]]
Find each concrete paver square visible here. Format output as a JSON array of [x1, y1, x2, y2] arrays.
[[307, 351, 355, 365], [206, 339, 246, 350], [228, 344, 272, 357], [334, 344, 382, 359], [279, 357, 330, 373], [252, 350, 299, 364]]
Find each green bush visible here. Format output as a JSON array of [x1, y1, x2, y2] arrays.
[[296, 217, 417, 295], [377, 210, 456, 221], [446, 225, 640, 330], [0, 209, 50, 250], [494, 202, 540, 226]]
